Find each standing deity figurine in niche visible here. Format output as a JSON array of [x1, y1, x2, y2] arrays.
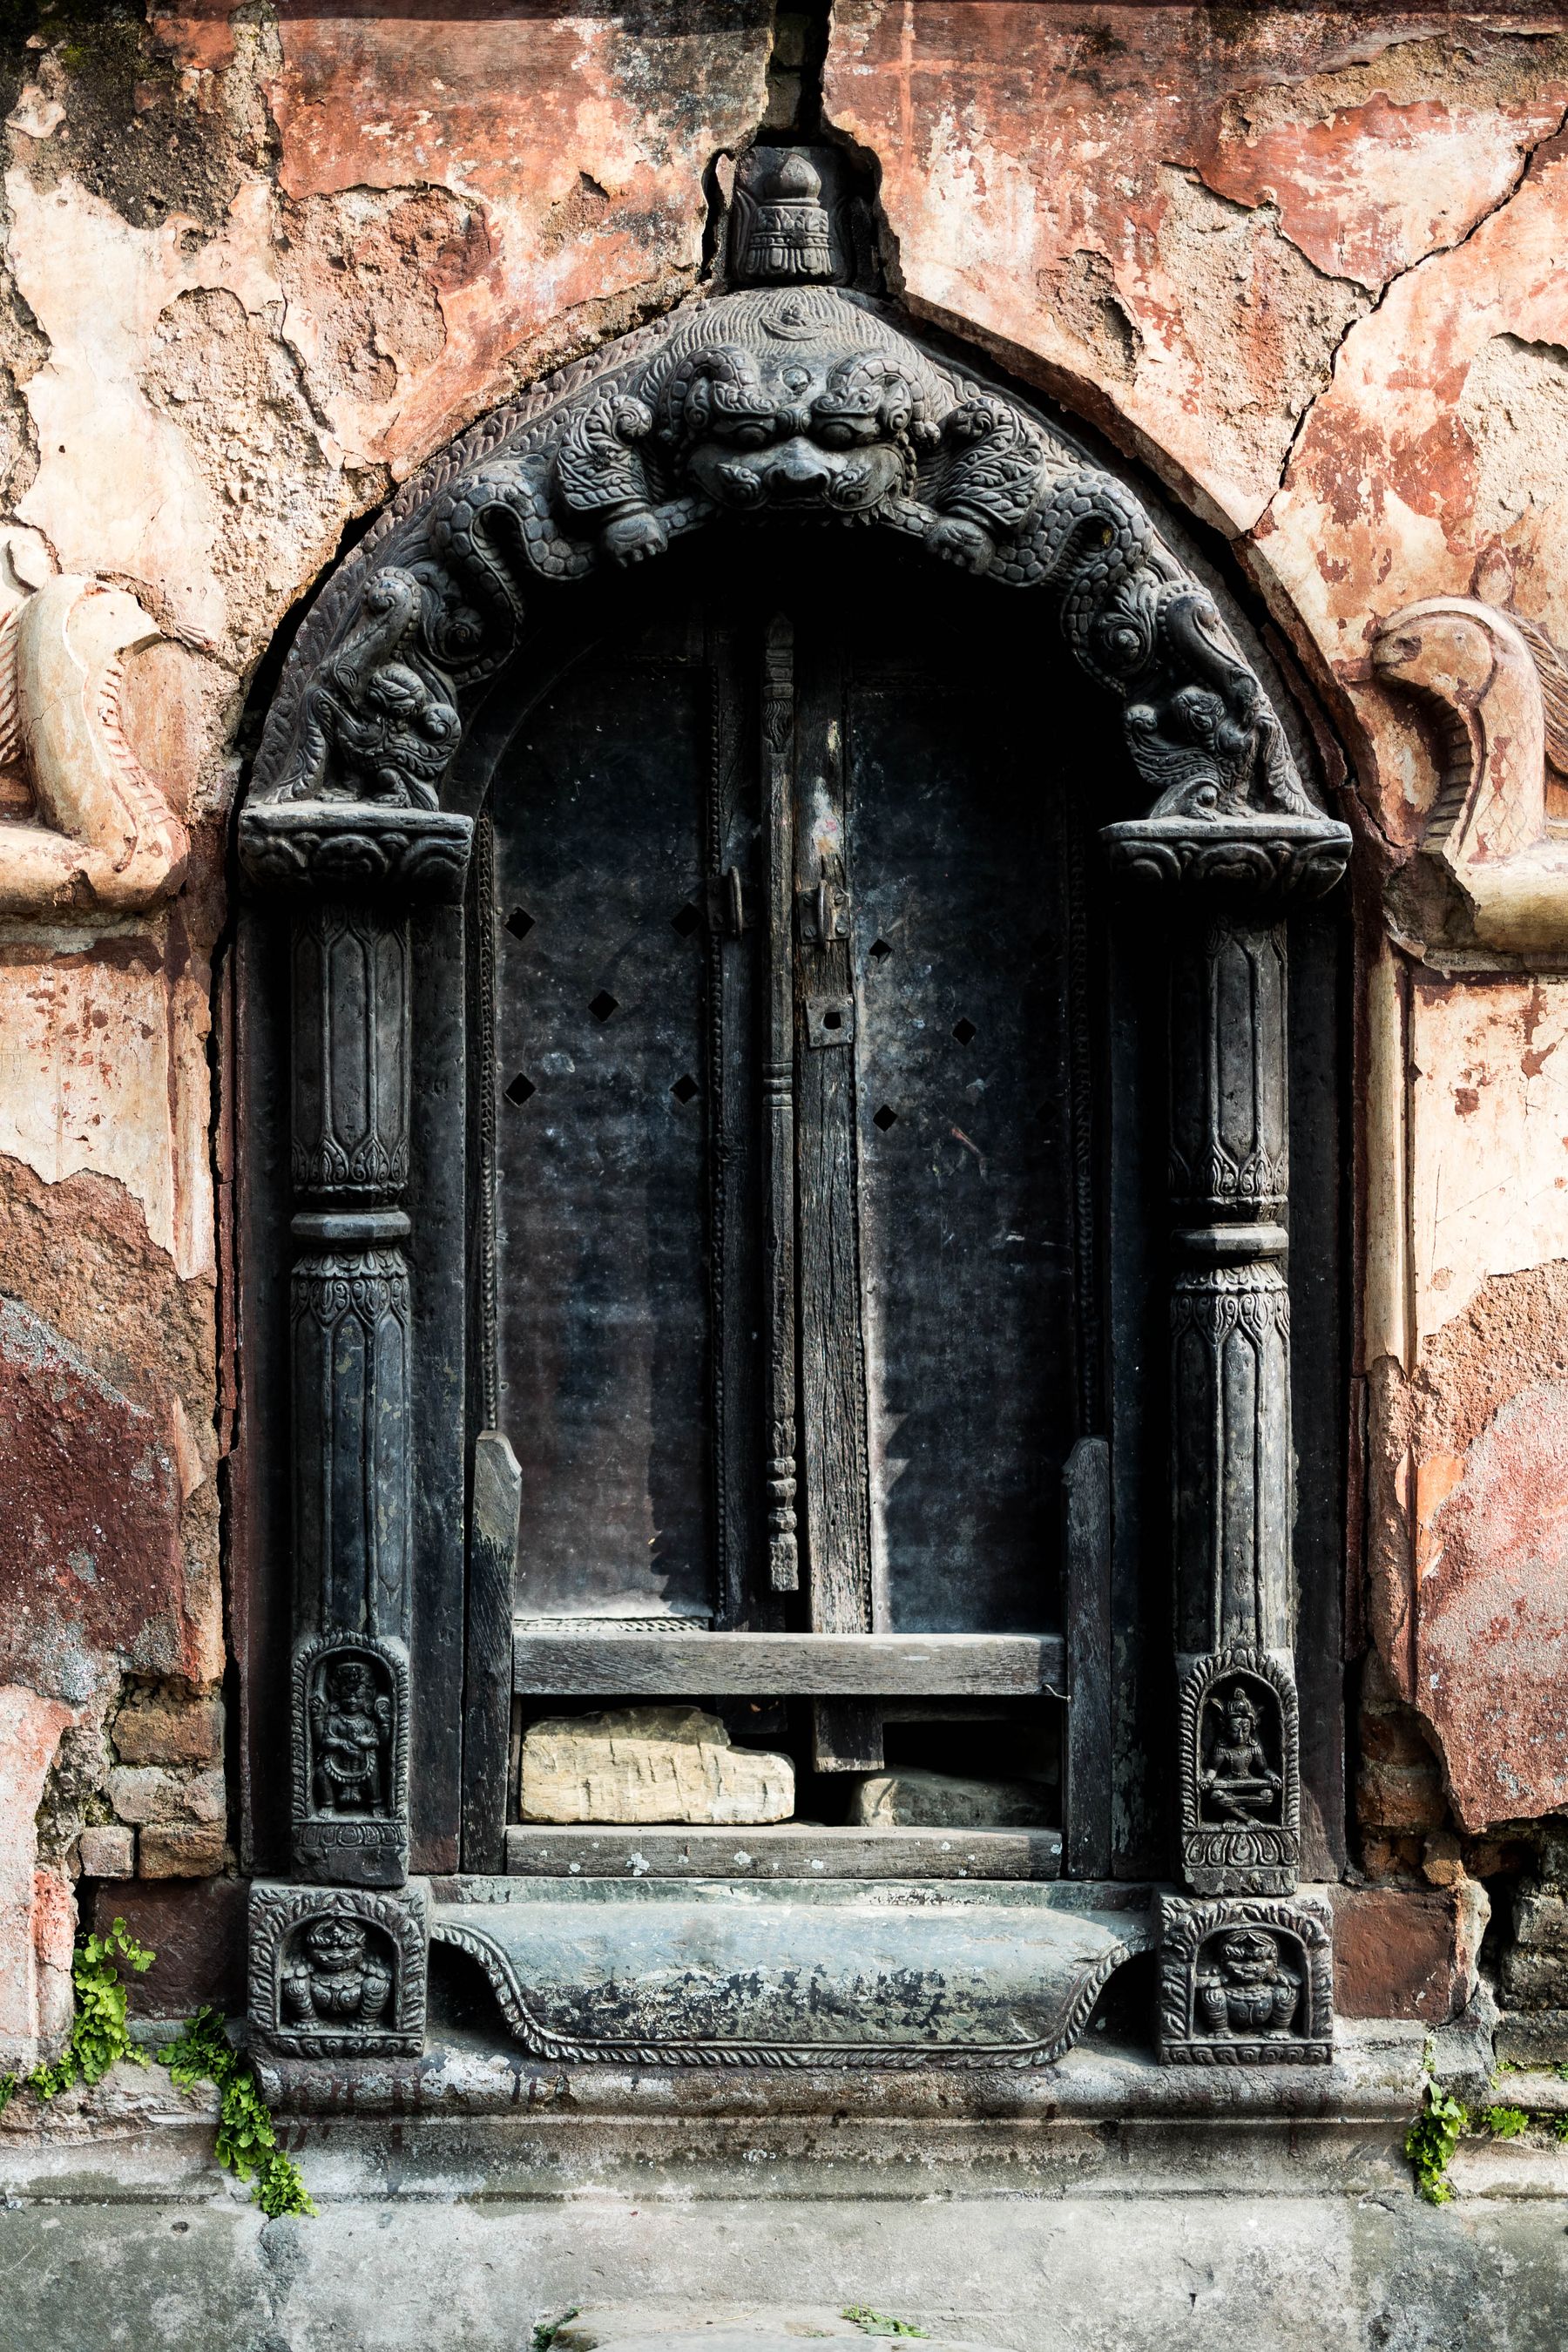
[[280, 1913, 394, 2028], [1195, 1928, 1301, 2038], [1200, 1681, 1283, 1823], [309, 1658, 391, 1815]]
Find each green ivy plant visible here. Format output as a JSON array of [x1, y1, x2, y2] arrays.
[[0, 1922, 312, 2220], [26, 1917, 153, 2099], [1405, 2079, 1468, 2205], [159, 2008, 315, 2220], [841, 2312, 928, 2340], [1483, 2104, 1530, 2141]]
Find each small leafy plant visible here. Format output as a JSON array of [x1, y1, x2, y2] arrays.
[[159, 2007, 315, 2220], [531, 2315, 580, 2352], [1483, 2104, 1530, 2141], [0, 1922, 313, 2220], [27, 1918, 153, 2098], [1405, 2079, 1468, 2205], [842, 2312, 928, 2341]]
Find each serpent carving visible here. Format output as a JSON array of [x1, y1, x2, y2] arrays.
[[253, 287, 1309, 825]]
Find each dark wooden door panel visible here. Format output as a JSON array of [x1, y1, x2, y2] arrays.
[[844, 669, 1078, 1636], [492, 640, 713, 1624]]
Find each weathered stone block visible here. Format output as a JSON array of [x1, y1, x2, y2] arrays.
[[1355, 1758, 1448, 1834], [89, 1877, 246, 2019], [1330, 1884, 1484, 2023], [848, 1769, 1052, 1830], [107, 1764, 225, 1827], [77, 1824, 134, 1878], [1501, 1948, 1568, 2007], [1515, 1889, 1568, 1956], [112, 1690, 223, 1768], [519, 1708, 794, 1827], [138, 1821, 226, 1878], [553, 2311, 1010, 2352], [1496, 2008, 1568, 2066]]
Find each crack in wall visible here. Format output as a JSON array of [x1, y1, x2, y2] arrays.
[[1257, 95, 1568, 510]]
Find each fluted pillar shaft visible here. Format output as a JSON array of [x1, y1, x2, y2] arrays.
[[1105, 814, 1348, 1900], [241, 803, 471, 1890]]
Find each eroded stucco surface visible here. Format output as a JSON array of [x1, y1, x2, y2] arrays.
[[0, 0, 774, 2060], [2, 0, 1568, 2048]]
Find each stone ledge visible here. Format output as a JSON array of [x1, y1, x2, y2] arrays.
[[247, 2017, 1436, 2125]]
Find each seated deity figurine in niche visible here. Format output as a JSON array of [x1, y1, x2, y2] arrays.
[[1199, 1681, 1283, 1823], [280, 1913, 394, 2029], [1195, 1928, 1301, 2039], [309, 1657, 391, 1815]]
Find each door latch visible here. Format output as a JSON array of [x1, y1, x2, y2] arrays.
[[798, 881, 851, 945], [806, 994, 855, 1049]]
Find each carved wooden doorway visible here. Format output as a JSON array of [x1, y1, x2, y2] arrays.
[[475, 541, 1109, 1828], [237, 253, 1353, 2066]]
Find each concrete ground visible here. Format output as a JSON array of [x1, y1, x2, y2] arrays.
[[3, 2027, 1566, 2351]]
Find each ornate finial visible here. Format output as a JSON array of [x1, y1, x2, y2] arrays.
[[731, 145, 836, 286]]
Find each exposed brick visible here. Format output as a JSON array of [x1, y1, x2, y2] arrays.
[[138, 1821, 226, 1879], [107, 1764, 225, 1828], [78, 1824, 134, 1878], [87, 1877, 246, 2018], [1357, 1760, 1449, 1835], [112, 1689, 223, 1767], [1331, 1885, 1484, 2023]]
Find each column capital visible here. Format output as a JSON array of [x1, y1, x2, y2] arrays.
[[1101, 814, 1350, 909], [240, 801, 473, 904]]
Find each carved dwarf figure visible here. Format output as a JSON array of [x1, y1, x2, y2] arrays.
[[280, 1913, 395, 2029], [1199, 1681, 1283, 1824], [1195, 1927, 1301, 2038], [309, 1658, 392, 1815]]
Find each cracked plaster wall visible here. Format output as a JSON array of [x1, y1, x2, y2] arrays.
[[829, 0, 1568, 1910], [3, 0, 1568, 2051]]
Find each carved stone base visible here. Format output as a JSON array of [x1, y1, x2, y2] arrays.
[[248, 1880, 429, 2059], [1157, 1892, 1332, 2065]]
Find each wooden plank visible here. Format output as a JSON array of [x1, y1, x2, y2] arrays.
[[760, 615, 800, 1596], [503, 1821, 1063, 1881], [1063, 1436, 1113, 1880], [794, 642, 874, 1633], [709, 624, 768, 1627], [462, 1430, 522, 1872], [811, 1698, 884, 1773], [511, 1629, 1064, 1697]]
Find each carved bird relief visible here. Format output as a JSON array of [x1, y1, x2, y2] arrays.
[[1371, 596, 1568, 952], [0, 571, 188, 914]]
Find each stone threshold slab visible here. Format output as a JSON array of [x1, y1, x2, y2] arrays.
[[433, 1877, 1145, 2067], [501, 1824, 1064, 1880]]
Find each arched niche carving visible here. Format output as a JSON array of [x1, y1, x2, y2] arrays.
[[242, 284, 1315, 841], [235, 281, 1352, 2075]]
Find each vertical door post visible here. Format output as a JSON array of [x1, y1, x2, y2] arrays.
[[1105, 812, 1348, 2060], [240, 803, 470, 2055]]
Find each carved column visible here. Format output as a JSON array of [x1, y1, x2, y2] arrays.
[[240, 801, 470, 2051], [1105, 813, 1348, 2063]]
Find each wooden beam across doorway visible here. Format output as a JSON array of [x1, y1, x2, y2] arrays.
[[511, 1628, 1065, 1699]]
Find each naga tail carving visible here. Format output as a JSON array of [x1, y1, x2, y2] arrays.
[[0, 574, 188, 915]]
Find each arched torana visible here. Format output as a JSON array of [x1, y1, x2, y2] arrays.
[[238, 280, 1352, 2075]]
